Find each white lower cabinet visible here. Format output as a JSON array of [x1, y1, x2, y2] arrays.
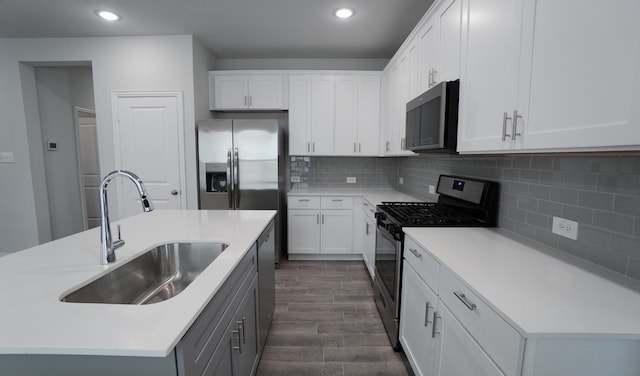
[[288, 209, 322, 254], [320, 209, 353, 254], [400, 236, 522, 376], [435, 304, 506, 376], [288, 196, 354, 256], [361, 199, 377, 278], [400, 261, 438, 376]]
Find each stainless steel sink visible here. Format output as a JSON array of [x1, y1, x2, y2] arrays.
[[61, 242, 228, 305]]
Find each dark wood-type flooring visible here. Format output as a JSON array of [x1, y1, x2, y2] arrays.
[[256, 260, 413, 376]]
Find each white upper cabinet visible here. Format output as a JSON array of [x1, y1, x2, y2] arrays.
[[334, 74, 381, 156], [518, 0, 640, 152], [457, 0, 525, 152], [458, 0, 640, 153], [209, 72, 286, 110], [419, 0, 462, 91], [383, 39, 419, 156], [288, 74, 335, 155], [289, 72, 381, 156]]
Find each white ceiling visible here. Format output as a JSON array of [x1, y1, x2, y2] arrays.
[[0, 0, 434, 59]]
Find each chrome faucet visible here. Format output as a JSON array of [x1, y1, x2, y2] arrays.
[[99, 170, 154, 265]]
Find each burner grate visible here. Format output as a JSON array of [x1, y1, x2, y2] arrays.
[[378, 202, 482, 226]]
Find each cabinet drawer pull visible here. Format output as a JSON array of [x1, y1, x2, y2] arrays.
[[453, 291, 477, 311], [332, 199, 343, 202], [298, 199, 310, 202], [408, 248, 422, 258], [431, 311, 441, 338]]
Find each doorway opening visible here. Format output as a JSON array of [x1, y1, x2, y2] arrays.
[[22, 62, 99, 243]]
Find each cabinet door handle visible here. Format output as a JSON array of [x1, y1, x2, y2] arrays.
[[366, 222, 370, 235], [453, 291, 477, 311], [512, 110, 522, 141], [401, 137, 406, 151], [322, 214, 324, 224], [432, 69, 437, 85], [424, 301, 432, 327], [354, 142, 357, 153], [313, 142, 315, 152], [431, 311, 441, 338], [317, 214, 320, 224], [502, 112, 512, 141], [240, 317, 247, 344], [359, 143, 361, 152], [249, 96, 252, 107], [232, 328, 242, 353], [428, 70, 433, 87], [307, 142, 310, 153], [408, 248, 422, 258]]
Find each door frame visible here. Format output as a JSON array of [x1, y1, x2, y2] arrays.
[[111, 91, 187, 214]]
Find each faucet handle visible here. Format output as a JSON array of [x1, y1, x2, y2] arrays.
[[113, 225, 125, 250]]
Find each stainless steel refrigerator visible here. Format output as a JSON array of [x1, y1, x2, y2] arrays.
[[197, 119, 286, 263]]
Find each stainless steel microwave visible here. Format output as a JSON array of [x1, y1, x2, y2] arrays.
[[405, 79, 459, 153]]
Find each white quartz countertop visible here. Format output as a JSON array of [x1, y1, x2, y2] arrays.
[[0, 210, 275, 357], [287, 188, 423, 205], [403, 227, 640, 339]]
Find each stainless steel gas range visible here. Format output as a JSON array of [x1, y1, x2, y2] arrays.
[[373, 175, 500, 350]]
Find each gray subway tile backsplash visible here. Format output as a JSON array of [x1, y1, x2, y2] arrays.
[[290, 154, 640, 282], [397, 154, 640, 281]]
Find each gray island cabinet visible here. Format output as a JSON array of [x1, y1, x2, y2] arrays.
[[0, 210, 275, 376]]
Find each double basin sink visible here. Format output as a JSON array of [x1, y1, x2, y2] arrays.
[[62, 242, 228, 305]]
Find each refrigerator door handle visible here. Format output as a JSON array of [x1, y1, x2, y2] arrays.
[[234, 148, 240, 208], [227, 149, 233, 208]]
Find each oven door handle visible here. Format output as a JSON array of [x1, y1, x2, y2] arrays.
[[377, 222, 401, 241]]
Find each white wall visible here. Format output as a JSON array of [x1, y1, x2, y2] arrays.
[[19, 63, 51, 244], [0, 35, 200, 253]]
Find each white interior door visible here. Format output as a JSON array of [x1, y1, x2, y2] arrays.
[[74, 107, 100, 229], [114, 92, 185, 218]]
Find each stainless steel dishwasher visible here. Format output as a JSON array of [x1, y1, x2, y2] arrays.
[[257, 220, 275, 352]]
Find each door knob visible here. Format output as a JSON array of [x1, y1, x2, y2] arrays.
[[171, 189, 179, 195]]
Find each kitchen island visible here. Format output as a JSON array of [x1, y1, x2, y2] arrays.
[[0, 210, 275, 375]]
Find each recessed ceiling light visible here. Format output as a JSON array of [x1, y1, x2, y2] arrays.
[[96, 10, 121, 21], [334, 8, 355, 19]]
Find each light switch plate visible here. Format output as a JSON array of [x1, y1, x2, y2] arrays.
[[291, 176, 301, 183], [429, 185, 436, 194], [346, 177, 356, 183], [0, 152, 14, 163], [399, 177, 404, 184], [552, 216, 579, 240]]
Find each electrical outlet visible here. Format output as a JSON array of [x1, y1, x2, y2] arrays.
[[0, 152, 14, 163], [429, 185, 436, 194], [552, 216, 579, 240], [346, 177, 356, 184], [291, 176, 301, 183], [399, 177, 404, 184]]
